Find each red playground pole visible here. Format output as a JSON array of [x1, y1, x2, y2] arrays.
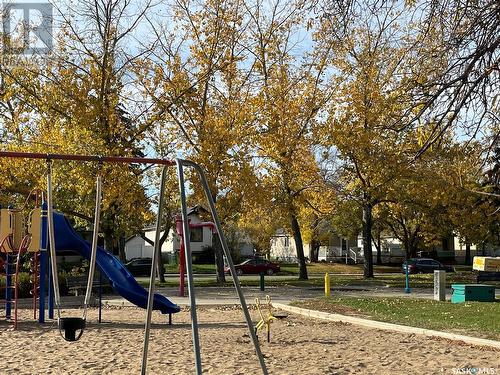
[[176, 218, 186, 297], [175, 216, 217, 297]]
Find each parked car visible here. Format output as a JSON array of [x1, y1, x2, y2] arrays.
[[225, 258, 280, 276], [125, 258, 152, 276], [402, 258, 455, 274]]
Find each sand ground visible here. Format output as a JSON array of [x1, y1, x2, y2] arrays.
[[1, 306, 498, 374]]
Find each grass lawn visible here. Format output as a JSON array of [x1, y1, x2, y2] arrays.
[[162, 262, 401, 276], [162, 262, 474, 277], [140, 269, 497, 289], [279, 262, 400, 275], [164, 263, 216, 274], [292, 296, 500, 340]]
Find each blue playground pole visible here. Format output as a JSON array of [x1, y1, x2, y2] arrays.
[[39, 252, 47, 323], [40, 201, 55, 320], [404, 259, 411, 294], [39, 202, 48, 323]]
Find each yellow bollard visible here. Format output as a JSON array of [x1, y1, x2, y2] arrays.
[[324, 272, 331, 298]]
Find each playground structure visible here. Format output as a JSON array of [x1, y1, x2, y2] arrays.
[[0, 192, 43, 329], [0, 192, 180, 333], [0, 151, 267, 375], [175, 216, 216, 297]]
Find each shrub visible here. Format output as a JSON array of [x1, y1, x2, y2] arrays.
[[193, 246, 215, 264], [0, 272, 69, 298]]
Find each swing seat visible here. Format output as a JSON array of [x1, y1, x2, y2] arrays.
[[59, 317, 86, 342]]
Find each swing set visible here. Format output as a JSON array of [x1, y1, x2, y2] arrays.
[[0, 151, 268, 375]]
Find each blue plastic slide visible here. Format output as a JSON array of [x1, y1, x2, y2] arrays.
[[52, 212, 180, 314]]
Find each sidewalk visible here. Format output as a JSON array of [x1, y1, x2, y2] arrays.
[[102, 284, 499, 307]]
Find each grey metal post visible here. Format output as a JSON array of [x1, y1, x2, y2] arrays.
[[434, 270, 446, 301], [141, 166, 168, 375], [46, 160, 61, 319], [178, 159, 268, 375], [176, 159, 203, 375], [83, 166, 102, 319]]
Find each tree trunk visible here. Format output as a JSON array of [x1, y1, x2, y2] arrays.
[[310, 238, 320, 263], [291, 213, 308, 280], [465, 242, 471, 265], [362, 202, 374, 278], [409, 243, 418, 258], [156, 229, 169, 283], [310, 216, 320, 262], [141, 228, 171, 283], [212, 233, 226, 284], [374, 231, 382, 265], [104, 230, 116, 255], [118, 235, 126, 262], [402, 239, 410, 260], [210, 192, 226, 284]]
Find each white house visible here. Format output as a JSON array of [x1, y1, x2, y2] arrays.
[[270, 229, 358, 262], [124, 206, 254, 261], [271, 228, 500, 264], [124, 206, 213, 260]]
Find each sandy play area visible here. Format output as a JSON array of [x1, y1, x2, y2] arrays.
[[1, 306, 498, 374]]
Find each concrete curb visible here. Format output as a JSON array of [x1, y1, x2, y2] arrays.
[[273, 303, 500, 350]]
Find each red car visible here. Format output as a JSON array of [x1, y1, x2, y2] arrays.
[[225, 258, 280, 276]]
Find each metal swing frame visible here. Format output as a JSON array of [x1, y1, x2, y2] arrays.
[[0, 151, 267, 375]]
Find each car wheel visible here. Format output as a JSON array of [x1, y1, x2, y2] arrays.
[[236, 268, 243, 276], [266, 269, 274, 276]]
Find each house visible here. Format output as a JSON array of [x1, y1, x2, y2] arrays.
[[270, 229, 358, 262], [124, 206, 213, 261], [124, 206, 254, 261], [270, 229, 500, 264]]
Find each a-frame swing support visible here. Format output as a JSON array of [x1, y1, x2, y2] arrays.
[[140, 158, 268, 375], [0, 151, 267, 375]]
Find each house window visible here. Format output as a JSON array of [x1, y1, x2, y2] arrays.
[[284, 237, 289, 247], [190, 227, 203, 242]]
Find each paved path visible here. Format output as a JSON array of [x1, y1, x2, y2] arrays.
[[102, 284, 500, 307]]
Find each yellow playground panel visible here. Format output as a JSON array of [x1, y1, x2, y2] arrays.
[[473, 256, 500, 272], [27, 208, 42, 252], [0, 208, 39, 252], [1, 209, 25, 251]]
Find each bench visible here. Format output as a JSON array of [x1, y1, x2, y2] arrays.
[[66, 275, 108, 296], [477, 272, 500, 283]]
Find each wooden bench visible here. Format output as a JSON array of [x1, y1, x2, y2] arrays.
[[66, 275, 108, 296]]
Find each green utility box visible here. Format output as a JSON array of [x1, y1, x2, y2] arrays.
[[451, 284, 495, 303]]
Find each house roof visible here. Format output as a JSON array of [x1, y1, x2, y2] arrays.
[[141, 205, 209, 232], [187, 205, 209, 216], [125, 234, 141, 243], [271, 228, 289, 237]]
